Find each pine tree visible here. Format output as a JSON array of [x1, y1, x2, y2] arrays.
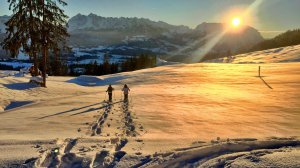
[[1, 0, 41, 76], [103, 51, 110, 63], [1, 0, 69, 87], [37, 0, 69, 87]]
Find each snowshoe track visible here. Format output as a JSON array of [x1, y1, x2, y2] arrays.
[[31, 99, 146, 168], [89, 100, 138, 138]]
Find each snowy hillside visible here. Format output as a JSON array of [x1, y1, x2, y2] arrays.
[[0, 60, 299, 166], [208, 45, 300, 63]]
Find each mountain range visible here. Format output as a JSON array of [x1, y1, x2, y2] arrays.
[[0, 14, 264, 62]]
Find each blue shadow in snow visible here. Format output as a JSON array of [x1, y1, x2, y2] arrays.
[[4, 82, 38, 90], [4, 101, 33, 111], [67, 75, 129, 87]]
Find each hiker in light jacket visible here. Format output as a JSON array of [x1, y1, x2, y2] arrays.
[[122, 84, 130, 101]]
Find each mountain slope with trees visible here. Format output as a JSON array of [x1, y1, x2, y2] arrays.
[[250, 29, 300, 52]]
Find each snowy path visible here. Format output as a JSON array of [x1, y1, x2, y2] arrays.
[[89, 101, 136, 137], [33, 99, 148, 167]]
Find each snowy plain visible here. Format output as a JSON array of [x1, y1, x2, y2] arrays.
[[0, 47, 300, 167]]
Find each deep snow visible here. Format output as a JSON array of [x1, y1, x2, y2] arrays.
[[0, 61, 299, 167]]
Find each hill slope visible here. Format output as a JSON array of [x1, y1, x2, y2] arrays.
[[250, 29, 300, 51], [0, 60, 299, 166]]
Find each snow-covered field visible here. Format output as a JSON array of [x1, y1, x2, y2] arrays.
[[0, 61, 299, 167], [0, 61, 32, 68], [72, 47, 134, 65]]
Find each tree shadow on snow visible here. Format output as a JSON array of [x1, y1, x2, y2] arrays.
[[66, 75, 130, 87], [4, 82, 38, 90], [0, 101, 33, 115]]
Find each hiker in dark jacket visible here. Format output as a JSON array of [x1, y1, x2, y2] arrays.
[[106, 84, 114, 101]]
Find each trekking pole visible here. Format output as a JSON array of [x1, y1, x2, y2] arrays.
[[104, 92, 107, 101]]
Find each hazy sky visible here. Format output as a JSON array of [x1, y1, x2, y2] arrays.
[[1, 0, 299, 38]]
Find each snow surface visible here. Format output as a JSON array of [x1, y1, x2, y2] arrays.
[[71, 47, 131, 64], [0, 62, 32, 68], [0, 60, 299, 166], [75, 56, 126, 65], [0, 46, 300, 167]]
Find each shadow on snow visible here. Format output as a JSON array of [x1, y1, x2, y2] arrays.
[[66, 75, 130, 87], [3, 82, 38, 90], [37, 101, 123, 119]]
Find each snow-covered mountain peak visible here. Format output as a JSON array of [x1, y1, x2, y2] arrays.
[[68, 13, 190, 33]]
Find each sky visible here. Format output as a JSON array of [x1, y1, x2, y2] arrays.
[[1, 0, 300, 38]]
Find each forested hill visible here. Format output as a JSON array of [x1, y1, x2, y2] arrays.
[[250, 29, 300, 51]]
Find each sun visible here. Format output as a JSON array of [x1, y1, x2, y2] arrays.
[[231, 17, 241, 27]]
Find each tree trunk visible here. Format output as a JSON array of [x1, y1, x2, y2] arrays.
[[33, 51, 39, 76], [29, 1, 39, 77], [42, 45, 47, 87], [54, 48, 60, 75], [41, 0, 47, 87]]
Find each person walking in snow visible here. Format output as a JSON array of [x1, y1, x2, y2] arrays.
[[106, 84, 114, 102], [122, 84, 130, 101]]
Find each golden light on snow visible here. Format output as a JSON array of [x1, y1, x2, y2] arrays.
[[232, 17, 241, 27]]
